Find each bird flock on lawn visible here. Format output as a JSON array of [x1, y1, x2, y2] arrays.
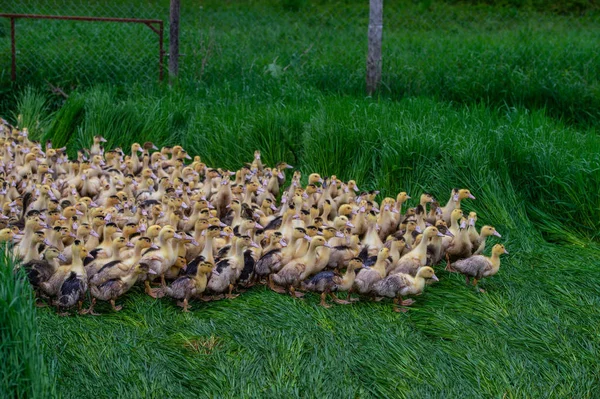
[[0, 120, 508, 314]]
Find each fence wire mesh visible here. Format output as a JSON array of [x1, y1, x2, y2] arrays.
[[1, 0, 598, 102]]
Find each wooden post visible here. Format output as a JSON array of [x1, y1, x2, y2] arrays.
[[169, 0, 180, 82], [366, 0, 383, 95]]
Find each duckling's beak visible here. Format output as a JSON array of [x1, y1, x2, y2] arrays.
[[173, 233, 182, 239], [415, 226, 422, 233], [437, 231, 444, 237], [70, 233, 77, 238], [255, 223, 264, 229], [335, 231, 344, 238], [219, 222, 227, 227], [346, 221, 354, 228], [90, 230, 100, 238], [58, 254, 67, 262], [493, 231, 502, 238], [468, 194, 476, 199], [181, 202, 188, 209], [126, 242, 134, 248], [90, 201, 99, 207], [504, 249, 509, 254], [431, 274, 439, 282], [151, 244, 159, 249], [280, 239, 288, 247], [285, 165, 293, 169], [444, 230, 454, 237], [304, 235, 312, 241], [270, 204, 278, 211], [324, 243, 332, 248], [43, 239, 51, 246], [391, 208, 399, 214], [460, 220, 466, 229], [250, 241, 260, 248], [147, 269, 157, 275], [468, 218, 475, 226], [152, 144, 159, 150], [191, 240, 199, 246], [100, 137, 107, 143]]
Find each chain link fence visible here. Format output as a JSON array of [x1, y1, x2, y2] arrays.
[[1, 1, 598, 121]]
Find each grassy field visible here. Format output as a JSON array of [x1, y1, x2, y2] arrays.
[[2, 1, 600, 398]]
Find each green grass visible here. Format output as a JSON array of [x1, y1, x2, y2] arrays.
[[0, 249, 56, 399], [1, 1, 600, 397], [3, 84, 600, 398]]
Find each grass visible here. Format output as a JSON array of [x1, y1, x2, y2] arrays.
[[0, 248, 56, 399], [1, 1, 600, 397]]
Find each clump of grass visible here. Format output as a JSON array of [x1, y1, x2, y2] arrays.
[[11, 87, 52, 141], [0, 248, 56, 399]]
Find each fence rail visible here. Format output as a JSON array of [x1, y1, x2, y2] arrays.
[[0, 13, 165, 83]]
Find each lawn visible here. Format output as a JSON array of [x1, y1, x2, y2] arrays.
[[1, 1, 600, 398]]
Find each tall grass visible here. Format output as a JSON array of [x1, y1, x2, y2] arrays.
[[13, 87, 600, 242], [0, 248, 56, 399]]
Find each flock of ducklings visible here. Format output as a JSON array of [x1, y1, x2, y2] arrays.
[[1, 121, 508, 314]]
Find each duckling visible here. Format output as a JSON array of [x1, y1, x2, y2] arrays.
[[86, 236, 131, 278], [353, 247, 389, 297], [206, 235, 256, 299], [472, 225, 501, 255], [372, 266, 439, 312], [301, 257, 363, 308], [255, 232, 289, 284], [22, 246, 65, 291], [55, 240, 88, 314], [271, 235, 330, 298], [389, 226, 444, 276], [88, 264, 154, 314], [448, 244, 508, 290], [441, 188, 475, 224], [138, 226, 180, 297], [164, 260, 214, 311], [89, 237, 154, 286]]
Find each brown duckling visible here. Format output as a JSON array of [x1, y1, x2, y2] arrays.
[[164, 260, 214, 311], [301, 257, 363, 308], [372, 266, 439, 312], [448, 244, 508, 290]]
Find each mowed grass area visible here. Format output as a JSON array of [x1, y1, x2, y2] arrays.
[[1, 1, 600, 398]]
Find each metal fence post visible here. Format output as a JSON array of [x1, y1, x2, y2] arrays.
[[366, 0, 383, 95], [10, 17, 16, 81], [169, 0, 180, 83]]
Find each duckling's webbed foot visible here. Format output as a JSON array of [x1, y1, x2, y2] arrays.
[[464, 276, 471, 285], [393, 297, 410, 313], [269, 284, 287, 294], [400, 299, 415, 306], [331, 293, 351, 305], [319, 292, 332, 308], [81, 299, 101, 316], [110, 300, 123, 312], [289, 286, 304, 298], [226, 284, 239, 299]]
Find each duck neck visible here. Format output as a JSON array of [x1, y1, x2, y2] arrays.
[[201, 235, 215, 264], [338, 267, 357, 291]]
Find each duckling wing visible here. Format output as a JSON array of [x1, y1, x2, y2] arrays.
[[451, 255, 488, 278], [354, 268, 381, 294], [57, 272, 87, 307], [90, 279, 125, 301], [90, 260, 128, 286], [238, 250, 256, 284], [255, 248, 282, 276], [372, 274, 410, 298], [22, 260, 53, 287], [303, 271, 336, 292], [166, 276, 194, 299]]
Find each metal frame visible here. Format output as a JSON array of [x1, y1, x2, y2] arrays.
[[0, 13, 165, 82]]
